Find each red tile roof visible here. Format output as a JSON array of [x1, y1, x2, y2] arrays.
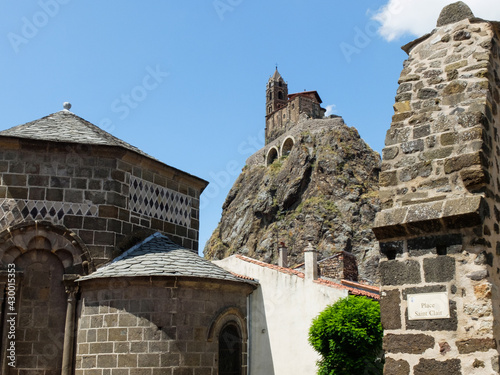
[[234, 255, 380, 299]]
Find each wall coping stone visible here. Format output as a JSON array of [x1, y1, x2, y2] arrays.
[[373, 195, 484, 240]]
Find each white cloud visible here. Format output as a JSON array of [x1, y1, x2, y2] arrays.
[[372, 0, 500, 42], [325, 104, 336, 116]]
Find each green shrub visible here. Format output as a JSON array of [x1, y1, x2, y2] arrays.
[[309, 296, 383, 375]]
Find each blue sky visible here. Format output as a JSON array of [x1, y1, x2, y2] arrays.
[[0, 1, 499, 255]]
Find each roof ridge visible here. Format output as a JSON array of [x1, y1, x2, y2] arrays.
[[0, 110, 157, 160], [235, 254, 305, 278], [111, 232, 168, 263]]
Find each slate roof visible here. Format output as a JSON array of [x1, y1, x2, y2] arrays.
[[78, 233, 254, 284], [0, 110, 153, 159]]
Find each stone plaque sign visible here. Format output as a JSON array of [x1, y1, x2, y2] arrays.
[[407, 292, 450, 320]]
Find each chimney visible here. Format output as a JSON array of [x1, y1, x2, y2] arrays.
[[278, 243, 288, 268], [304, 241, 318, 280]]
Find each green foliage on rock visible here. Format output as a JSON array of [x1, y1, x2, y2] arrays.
[[309, 296, 383, 375]]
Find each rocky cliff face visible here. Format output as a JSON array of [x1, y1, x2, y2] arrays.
[[205, 117, 381, 283]]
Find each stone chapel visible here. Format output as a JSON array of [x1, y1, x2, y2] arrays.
[[0, 108, 255, 375]]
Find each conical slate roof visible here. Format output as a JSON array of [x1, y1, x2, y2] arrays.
[[271, 68, 283, 81], [78, 233, 254, 283], [0, 109, 152, 159]]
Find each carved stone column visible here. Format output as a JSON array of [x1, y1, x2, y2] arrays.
[[61, 276, 79, 375]]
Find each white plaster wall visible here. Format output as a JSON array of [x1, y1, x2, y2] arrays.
[[214, 256, 348, 375]]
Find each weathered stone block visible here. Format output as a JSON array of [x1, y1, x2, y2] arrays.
[[445, 60, 468, 72], [379, 171, 398, 187], [413, 358, 461, 375], [401, 139, 424, 154], [118, 353, 138, 368], [400, 161, 432, 182], [405, 201, 442, 223], [380, 289, 401, 329], [394, 101, 412, 113], [89, 342, 113, 354], [382, 147, 399, 160], [458, 111, 487, 128], [379, 260, 421, 286], [383, 333, 434, 354], [413, 125, 430, 139], [418, 88, 438, 99], [440, 132, 457, 146], [108, 328, 128, 342], [138, 353, 160, 367], [384, 358, 410, 375], [443, 80, 467, 95], [444, 151, 485, 174], [97, 354, 117, 368], [423, 256, 455, 282], [460, 166, 489, 190]]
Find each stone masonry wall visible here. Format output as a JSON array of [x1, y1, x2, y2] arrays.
[[0, 140, 203, 266], [374, 15, 500, 375], [75, 277, 249, 375], [265, 96, 324, 144]]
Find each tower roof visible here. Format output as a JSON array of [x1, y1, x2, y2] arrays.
[[0, 109, 150, 158], [270, 68, 283, 81]]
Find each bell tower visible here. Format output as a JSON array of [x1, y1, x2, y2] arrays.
[[266, 68, 288, 115]]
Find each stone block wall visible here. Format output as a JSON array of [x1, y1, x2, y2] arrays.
[[265, 95, 325, 144], [0, 140, 205, 266], [318, 251, 358, 281], [374, 14, 500, 374], [75, 278, 250, 375]]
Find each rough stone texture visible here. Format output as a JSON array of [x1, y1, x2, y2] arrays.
[[380, 289, 401, 330], [75, 277, 252, 375], [413, 359, 462, 375], [436, 2, 474, 27], [379, 260, 421, 286], [383, 333, 435, 354], [378, 11, 500, 375], [384, 358, 410, 375], [456, 338, 497, 354], [205, 117, 381, 283], [423, 256, 455, 282]]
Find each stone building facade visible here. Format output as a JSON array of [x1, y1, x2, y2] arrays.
[[265, 68, 326, 144], [0, 109, 255, 374], [373, 3, 500, 374]]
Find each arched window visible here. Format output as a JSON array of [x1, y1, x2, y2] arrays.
[[278, 91, 283, 100], [218, 323, 242, 375]]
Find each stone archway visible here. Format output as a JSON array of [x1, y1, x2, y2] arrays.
[[266, 147, 279, 166], [208, 307, 248, 375], [0, 221, 90, 375], [281, 136, 295, 156]]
